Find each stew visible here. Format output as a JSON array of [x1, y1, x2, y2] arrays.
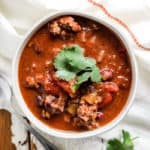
[[19, 15, 131, 131]]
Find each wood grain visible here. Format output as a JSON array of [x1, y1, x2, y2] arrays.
[[0, 109, 40, 150], [0, 109, 16, 150]]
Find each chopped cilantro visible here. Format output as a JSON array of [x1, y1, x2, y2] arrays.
[[72, 83, 80, 93], [77, 72, 91, 84], [53, 45, 101, 91], [56, 70, 75, 81], [91, 67, 101, 83], [107, 130, 136, 150]]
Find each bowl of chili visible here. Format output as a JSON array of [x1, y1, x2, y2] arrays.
[[12, 11, 137, 139]]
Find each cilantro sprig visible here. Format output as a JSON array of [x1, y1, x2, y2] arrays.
[[107, 130, 137, 150], [53, 45, 101, 91]]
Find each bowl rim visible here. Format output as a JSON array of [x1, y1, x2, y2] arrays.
[[12, 11, 137, 139]]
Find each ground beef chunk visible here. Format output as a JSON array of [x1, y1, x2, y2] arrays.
[[77, 102, 97, 122], [43, 91, 67, 115], [73, 116, 99, 130], [59, 16, 81, 32], [48, 21, 61, 36], [72, 97, 100, 129], [48, 16, 81, 39], [25, 76, 39, 88], [28, 40, 44, 54], [50, 92, 67, 112]]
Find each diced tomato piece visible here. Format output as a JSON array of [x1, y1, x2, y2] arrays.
[[51, 71, 76, 97], [99, 93, 112, 108], [103, 82, 119, 93], [43, 73, 62, 96], [94, 82, 119, 93]]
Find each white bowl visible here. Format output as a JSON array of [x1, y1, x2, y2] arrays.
[[12, 11, 137, 139]]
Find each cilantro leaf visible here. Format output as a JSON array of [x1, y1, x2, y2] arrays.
[[53, 50, 67, 70], [77, 72, 91, 84], [69, 56, 88, 70], [107, 139, 125, 150], [53, 45, 101, 92], [56, 70, 75, 81], [72, 83, 80, 93], [69, 57, 96, 70], [90, 67, 101, 82], [122, 130, 134, 149], [106, 130, 136, 150], [64, 44, 83, 55], [84, 58, 96, 67]]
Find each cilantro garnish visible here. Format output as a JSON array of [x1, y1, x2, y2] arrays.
[[107, 130, 136, 150], [53, 45, 101, 91]]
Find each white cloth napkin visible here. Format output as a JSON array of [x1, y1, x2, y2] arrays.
[[0, 0, 150, 149]]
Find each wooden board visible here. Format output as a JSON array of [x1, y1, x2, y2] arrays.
[[0, 110, 38, 150], [0, 109, 16, 150]]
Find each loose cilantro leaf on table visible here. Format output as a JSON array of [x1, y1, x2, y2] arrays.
[[107, 139, 125, 150], [53, 45, 101, 91], [107, 130, 136, 150]]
